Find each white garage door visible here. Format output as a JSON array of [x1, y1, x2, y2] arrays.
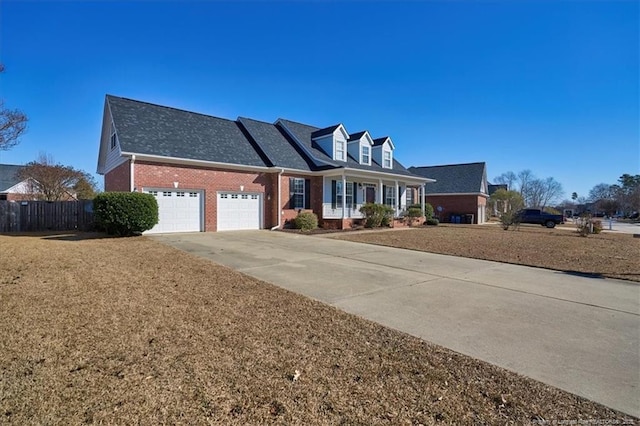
[[217, 192, 261, 231], [145, 189, 202, 234]]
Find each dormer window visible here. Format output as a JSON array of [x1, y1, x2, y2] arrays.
[[335, 140, 345, 161], [383, 150, 392, 168], [362, 146, 370, 165]]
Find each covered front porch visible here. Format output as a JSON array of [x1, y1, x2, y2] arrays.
[[320, 173, 428, 220]]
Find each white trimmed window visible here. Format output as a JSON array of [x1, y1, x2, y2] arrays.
[[291, 178, 304, 209], [384, 186, 396, 207], [383, 150, 392, 168], [336, 180, 343, 207], [406, 188, 413, 206], [335, 140, 345, 161], [361, 146, 370, 165], [110, 123, 117, 150], [345, 181, 354, 208]]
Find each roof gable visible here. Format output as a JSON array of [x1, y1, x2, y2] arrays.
[[372, 137, 395, 150], [409, 162, 488, 195]]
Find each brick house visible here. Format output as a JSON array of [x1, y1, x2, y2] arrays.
[[408, 162, 489, 224], [0, 164, 32, 201], [97, 95, 434, 233]]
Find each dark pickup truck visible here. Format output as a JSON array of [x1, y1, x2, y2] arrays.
[[517, 209, 565, 228]]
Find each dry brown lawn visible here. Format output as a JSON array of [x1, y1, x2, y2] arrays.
[[337, 224, 640, 282], [0, 233, 636, 425]]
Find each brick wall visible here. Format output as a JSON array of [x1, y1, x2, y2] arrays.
[[132, 161, 275, 232], [104, 161, 130, 192], [425, 194, 487, 224], [279, 174, 323, 226]]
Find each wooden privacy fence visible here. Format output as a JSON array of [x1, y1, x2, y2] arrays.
[[0, 200, 95, 232]]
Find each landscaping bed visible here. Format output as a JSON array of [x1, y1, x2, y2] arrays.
[[0, 233, 635, 424]]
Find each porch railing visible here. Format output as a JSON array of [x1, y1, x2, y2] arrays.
[[322, 203, 407, 219]]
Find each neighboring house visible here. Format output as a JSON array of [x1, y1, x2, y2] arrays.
[[97, 95, 434, 233], [488, 183, 508, 216], [408, 162, 489, 224], [0, 164, 31, 201]]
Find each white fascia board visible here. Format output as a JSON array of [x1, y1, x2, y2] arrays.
[[385, 137, 396, 150], [336, 124, 349, 140], [120, 152, 273, 173], [363, 132, 374, 146], [318, 167, 434, 183]]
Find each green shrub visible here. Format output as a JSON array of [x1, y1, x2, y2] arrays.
[[426, 218, 439, 226], [404, 207, 422, 226], [360, 203, 394, 228], [94, 192, 158, 236], [293, 211, 318, 231], [408, 203, 434, 219]]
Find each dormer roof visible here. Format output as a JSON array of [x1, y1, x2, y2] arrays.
[[372, 136, 395, 149], [347, 131, 367, 141], [311, 124, 343, 139]]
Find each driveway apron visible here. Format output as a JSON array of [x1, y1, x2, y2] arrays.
[[152, 230, 640, 417]]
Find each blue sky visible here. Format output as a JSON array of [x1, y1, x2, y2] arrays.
[[1, 1, 638, 199]]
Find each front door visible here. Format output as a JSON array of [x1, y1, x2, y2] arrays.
[[366, 187, 375, 204]]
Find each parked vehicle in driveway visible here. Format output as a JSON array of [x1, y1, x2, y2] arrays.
[[517, 209, 565, 228]]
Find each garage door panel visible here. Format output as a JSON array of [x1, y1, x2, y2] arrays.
[[217, 192, 261, 231], [144, 190, 202, 234]]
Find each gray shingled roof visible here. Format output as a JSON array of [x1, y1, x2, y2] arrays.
[[311, 124, 341, 139], [347, 131, 367, 141], [277, 119, 417, 177], [107, 95, 268, 168], [237, 117, 314, 171], [0, 164, 26, 192], [372, 137, 389, 147], [409, 162, 487, 194]]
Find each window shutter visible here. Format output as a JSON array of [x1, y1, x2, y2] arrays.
[[331, 180, 337, 209], [289, 177, 295, 209], [383, 185, 387, 204], [304, 179, 311, 209], [352, 182, 357, 208]]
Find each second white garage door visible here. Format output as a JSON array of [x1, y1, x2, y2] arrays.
[[217, 192, 262, 231]]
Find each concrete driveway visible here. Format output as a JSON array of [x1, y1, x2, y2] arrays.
[[152, 230, 640, 417]]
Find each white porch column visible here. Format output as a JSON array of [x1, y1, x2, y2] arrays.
[[341, 174, 346, 220], [378, 179, 383, 203], [395, 180, 399, 215], [421, 184, 425, 217]]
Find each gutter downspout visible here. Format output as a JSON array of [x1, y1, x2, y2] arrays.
[[270, 169, 285, 230], [130, 155, 136, 192]]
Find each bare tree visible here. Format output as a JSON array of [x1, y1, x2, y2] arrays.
[[17, 153, 97, 201], [0, 64, 28, 150], [493, 171, 517, 190], [588, 183, 615, 202], [493, 169, 563, 209], [539, 177, 564, 210]]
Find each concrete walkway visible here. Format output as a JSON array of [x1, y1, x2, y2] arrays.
[[152, 230, 640, 417]]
